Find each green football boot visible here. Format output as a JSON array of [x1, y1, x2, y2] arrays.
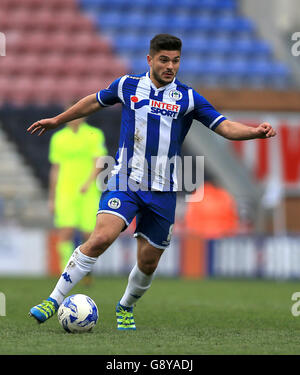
[[116, 302, 136, 330], [29, 297, 59, 323]]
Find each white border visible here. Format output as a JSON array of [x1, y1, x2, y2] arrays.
[[97, 210, 130, 226], [133, 232, 167, 250]]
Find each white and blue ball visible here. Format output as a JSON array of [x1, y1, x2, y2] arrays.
[[58, 294, 98, 333]]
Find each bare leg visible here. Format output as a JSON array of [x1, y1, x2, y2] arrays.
[[80, 213, 125, 257]]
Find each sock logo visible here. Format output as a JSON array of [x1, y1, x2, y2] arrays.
[[66, 260, 75, 269], [62, 272, 72, 283], [130, 293, 141, 299]]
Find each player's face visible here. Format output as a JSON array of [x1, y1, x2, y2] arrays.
[[147, 50, 181, 88]]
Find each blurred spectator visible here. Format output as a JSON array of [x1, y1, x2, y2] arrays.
[[184, 177, 239, 239], [48, 114, 107, 272]]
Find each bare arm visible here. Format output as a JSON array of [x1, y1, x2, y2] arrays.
[[27, 93, 101, 136], [215, 119, 276, 140]]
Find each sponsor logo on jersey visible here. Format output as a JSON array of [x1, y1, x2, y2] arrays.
[[130, 96, 180, 118]]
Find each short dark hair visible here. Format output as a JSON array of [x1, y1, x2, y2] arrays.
[[149, 34, 182, 56]]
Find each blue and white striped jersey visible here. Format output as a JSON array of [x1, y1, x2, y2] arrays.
[[96, 72, 226, 192]]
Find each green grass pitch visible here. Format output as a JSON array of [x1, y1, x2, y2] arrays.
[[0, 276, 300, 355]]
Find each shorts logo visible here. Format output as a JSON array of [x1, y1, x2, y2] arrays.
[[169, 89, 183, 101], [108, 198, 121, 209]]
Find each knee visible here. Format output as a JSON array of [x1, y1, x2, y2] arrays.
[[83, 232, 114, 257], [137, 242, 163, 275], [137, 258, 158, 276]]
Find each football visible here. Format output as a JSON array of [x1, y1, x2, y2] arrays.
[[57, 294, 98, 333]]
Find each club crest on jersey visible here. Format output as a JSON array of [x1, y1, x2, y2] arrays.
[[130, 96, 180, 118], [169, 89, 183, 101], [108, 197, 121, 209]]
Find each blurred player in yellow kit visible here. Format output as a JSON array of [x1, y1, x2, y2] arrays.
[[48, 116, 107, 273]]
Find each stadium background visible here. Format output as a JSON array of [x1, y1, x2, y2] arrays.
[[0, 0, 300, 280]]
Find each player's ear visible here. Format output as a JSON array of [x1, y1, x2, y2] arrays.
[[147, 54, 153, 67]]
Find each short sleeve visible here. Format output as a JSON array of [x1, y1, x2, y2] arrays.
[[48, 132, 63, 164], [96, 77, 123, 107], [192, 90, 226, 131]]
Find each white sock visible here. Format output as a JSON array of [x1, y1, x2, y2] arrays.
[[119, 263, 155, 307], [50, 246, 97, 305]]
